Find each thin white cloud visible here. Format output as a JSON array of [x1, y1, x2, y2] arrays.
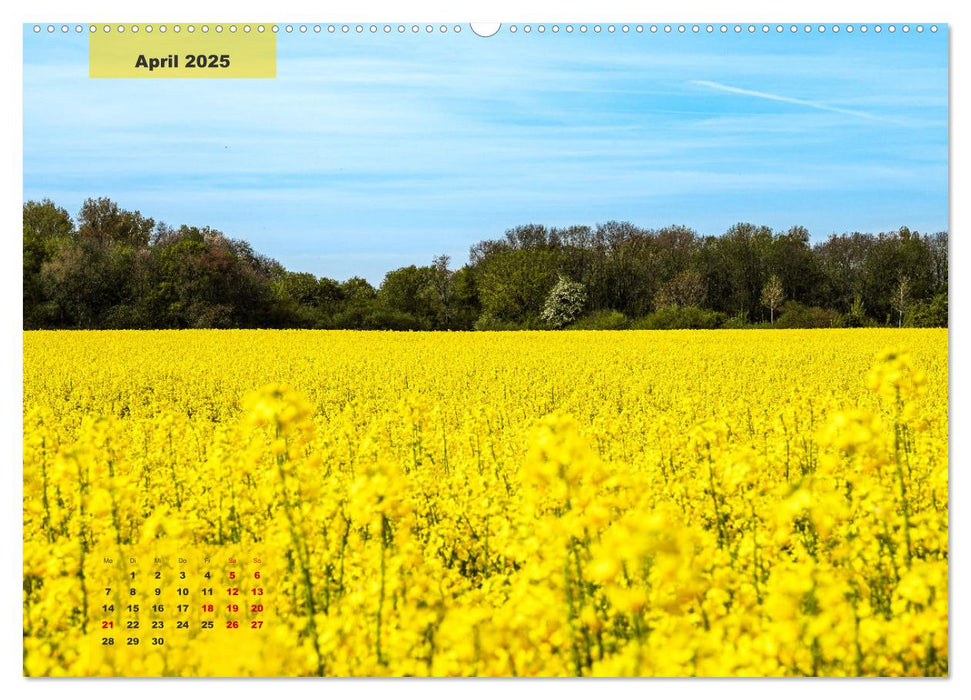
[[690, 79, 885, 122]]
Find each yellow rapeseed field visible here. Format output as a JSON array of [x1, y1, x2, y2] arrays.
[[22, 329, 948, 677]]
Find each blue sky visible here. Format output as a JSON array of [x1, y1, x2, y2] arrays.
[[23, 26, 948, 283]]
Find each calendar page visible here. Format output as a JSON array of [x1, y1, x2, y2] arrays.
[[22, 18, 949, 678]]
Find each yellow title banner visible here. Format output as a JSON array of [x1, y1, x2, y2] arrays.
[[89, 25, 276, 78]]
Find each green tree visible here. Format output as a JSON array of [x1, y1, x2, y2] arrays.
[[769, 226, 819, 303], [813, 232, 873, 312], [23, 200, 74, 327], [655, 270, 706, 309], [474, 247, 560, 325], [906, 293, 947, 328], [700, 223, 773, 317], [328, 277, 379, 329], [428, 254, 455, 328], [379, 265, 431, 328], [78, 197, 155, 248], [843, 295, 873, 328], [449, 266, 480, 330]]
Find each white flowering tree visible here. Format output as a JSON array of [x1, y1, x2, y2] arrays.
[[540, 275, 587, 329], [760, 274, 784, 323]]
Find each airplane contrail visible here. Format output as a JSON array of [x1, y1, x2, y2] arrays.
[[690, 79, 884, 121]]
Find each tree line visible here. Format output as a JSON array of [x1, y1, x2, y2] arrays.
[[23, 198, 948, 331]]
